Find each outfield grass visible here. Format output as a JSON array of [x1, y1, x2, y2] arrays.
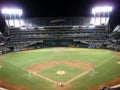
[[0, 47, 120, 90]]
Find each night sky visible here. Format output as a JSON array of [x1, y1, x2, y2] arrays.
[[0, 0, 120, 28]]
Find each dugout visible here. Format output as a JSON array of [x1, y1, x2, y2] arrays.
[[43, 39, 73, 47]]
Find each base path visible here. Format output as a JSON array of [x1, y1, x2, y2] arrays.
[[30, 71, 57, 84], [26, 60, 94, 73], [66, 69, 92, 84]]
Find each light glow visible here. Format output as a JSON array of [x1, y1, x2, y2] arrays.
[[6, 19, 25, 27], [1, 8, 22, 16], [19, 19, 26, 26], [92, 6, 112, 14], [90, 17, 109, 25], [9, 19, 14, 26], [14, 19, 21, 27]]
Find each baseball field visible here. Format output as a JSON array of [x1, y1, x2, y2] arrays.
[[0, 47, 120, 90]]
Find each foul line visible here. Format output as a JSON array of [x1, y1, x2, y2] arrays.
[[66, 54, 117, 84], [95, 54, 117, 68], [31, 72, 57, 84], [66, 69, 92, 84], [4, 60, 57, 84]]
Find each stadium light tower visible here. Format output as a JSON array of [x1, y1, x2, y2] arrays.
[[92, 6, 112, 14], [91, 6, 113, 25], [1, 8, 23, 27], [1, 8, 22, 16]]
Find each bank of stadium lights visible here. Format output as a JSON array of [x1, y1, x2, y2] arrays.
[[92, 6, 112, 14], [1, 8, 23, 27], [91, 6, 113, 25], [1, 8, 22, 16]]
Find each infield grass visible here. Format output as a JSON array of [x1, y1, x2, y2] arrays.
[[39, 64, 83, 82]]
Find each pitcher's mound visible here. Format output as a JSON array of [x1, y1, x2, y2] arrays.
[[117, 62, 120, 64], [0, 66, 2, 69], [56, 70, 65, 75]]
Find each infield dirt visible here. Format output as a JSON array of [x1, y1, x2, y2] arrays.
[[26, 60, 94, 73]]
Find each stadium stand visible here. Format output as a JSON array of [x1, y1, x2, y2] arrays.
[[0, 12, 8, 35], [7, 17, 108, 48], [0, 35, 10, 53], [0, 34, 10, 53], [113, 25, 120, 32], [0, 10, 114, 52], [108, 25, 120, 51]]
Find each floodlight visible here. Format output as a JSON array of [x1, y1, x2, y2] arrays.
[[1, 8, 23, 16], [92, 6, 112, 14]]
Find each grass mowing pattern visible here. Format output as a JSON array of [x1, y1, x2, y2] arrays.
[[0, 47, 120, 90], [39, 64, 83, 82]]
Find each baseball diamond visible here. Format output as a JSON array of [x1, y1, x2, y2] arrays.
[[0, 4, 120, 90], [0, 48, 120, 90]]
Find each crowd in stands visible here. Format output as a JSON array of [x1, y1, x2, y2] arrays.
[[0, 46, 10, 54]]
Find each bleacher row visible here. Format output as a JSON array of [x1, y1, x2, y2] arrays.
[[108, 27, 120, 51], [1, 16, 119, 51], [5, 24, 108, 49], [0, 46, 10, 53]]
